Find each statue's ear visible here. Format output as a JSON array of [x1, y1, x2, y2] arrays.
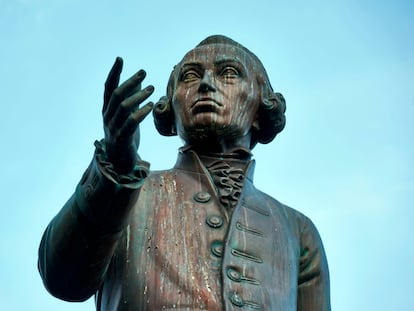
[[153, 96, 177, 136]]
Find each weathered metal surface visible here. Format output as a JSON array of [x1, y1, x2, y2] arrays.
[[38, 35, 330, 310]]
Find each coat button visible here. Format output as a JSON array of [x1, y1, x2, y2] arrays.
[[211, 241, 224, 257], [194, 191, 211, 203], [206, 215, 224, 228], [226, 267, 242, 282], [230, 293, 244, 307]]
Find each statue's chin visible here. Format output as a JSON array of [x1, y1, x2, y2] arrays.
[[179, 125, 251, 150], [180, 125, 229, 142]]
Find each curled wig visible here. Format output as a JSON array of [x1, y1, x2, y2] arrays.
[[153, 35, 286, 149]]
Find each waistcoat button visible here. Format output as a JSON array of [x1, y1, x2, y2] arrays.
[[194, 191, 211, 203], [211, 241, 224, 257], [227, 268, 242, 282], [230, 293, 244, 307], [206, 215, 224, 228]]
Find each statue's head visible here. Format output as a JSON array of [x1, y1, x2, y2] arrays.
[[153, 35, 286, 149]]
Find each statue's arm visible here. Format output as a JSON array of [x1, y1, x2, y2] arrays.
[[38, 141, 149, 301], [38, 58, 154, 301], [297, 216, 331, 311]]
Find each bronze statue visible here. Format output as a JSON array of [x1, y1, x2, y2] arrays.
[[38, 35, 330, 310]]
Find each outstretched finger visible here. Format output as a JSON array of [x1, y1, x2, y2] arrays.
[[103, 70, 147, 124], [120, 85, 154, 110], [103, 57, 123, 112], [115, 69, 146, 100], [122, 102, 154, 137], [108, 85, 154, 129]]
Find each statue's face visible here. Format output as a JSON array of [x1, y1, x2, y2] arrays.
[[171, 43, 260, 145]]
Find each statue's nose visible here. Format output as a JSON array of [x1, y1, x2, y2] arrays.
[[198, 71, 216, 93]]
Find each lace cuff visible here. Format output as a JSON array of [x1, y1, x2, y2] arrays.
[[94, 139, 149, 188], [74, 140, 150, 232]]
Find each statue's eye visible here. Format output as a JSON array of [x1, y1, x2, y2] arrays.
[[221, 67, 239, 79], [182, 70, 200, 82]]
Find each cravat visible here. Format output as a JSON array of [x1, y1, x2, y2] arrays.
[[206, 160, 245, 211]]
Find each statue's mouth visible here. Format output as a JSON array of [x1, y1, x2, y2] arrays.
[[192, 97, 222, 113]]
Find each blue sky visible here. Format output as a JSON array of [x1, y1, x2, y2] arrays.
[[1, 0, 413, 310]]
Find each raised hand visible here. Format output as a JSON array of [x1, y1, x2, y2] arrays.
[[102, 57, 154, 174]]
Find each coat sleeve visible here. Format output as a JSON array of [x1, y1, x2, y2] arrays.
[[38, 140, 149, 302], [297, 215, 331, 311]]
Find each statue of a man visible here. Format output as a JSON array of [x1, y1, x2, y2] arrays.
[[39, 35, 330, 310]]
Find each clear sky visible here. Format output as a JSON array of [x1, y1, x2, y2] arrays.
[[1, 0, 413, 310]]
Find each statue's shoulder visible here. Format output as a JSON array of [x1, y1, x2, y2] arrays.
[[141, 168, 182, 185], [254, 187, 312, 228]]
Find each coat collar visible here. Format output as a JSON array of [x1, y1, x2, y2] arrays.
[[173, 147, 256, 183]]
